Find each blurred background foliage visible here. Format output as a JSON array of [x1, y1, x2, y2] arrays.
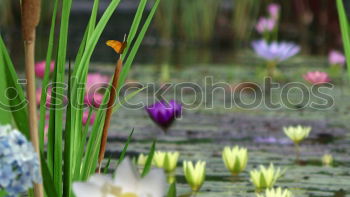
[[0, 0, 348, 67]]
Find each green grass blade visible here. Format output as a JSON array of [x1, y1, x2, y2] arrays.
[[103, 156, 112, 174], [167, 183, 177, 197], [40, 152, 59, 197], [0, 36, 29, 138], [336, 0, 350, 80], [0, 42, 13, 126], [119, 0, 160, 88], [141, 141, 156, 177], [123, 0, 147, 57], [52, 0, 73, 195], [38, 0, 58, 151], [117, 128, 134, 165]]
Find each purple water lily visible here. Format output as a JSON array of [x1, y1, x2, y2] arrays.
[[145, 100, 182, 131], [252, 40, 300, 62]]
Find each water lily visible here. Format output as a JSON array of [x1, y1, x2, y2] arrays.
[[303, 71, 330, 85], [283, 125, 311, 145], [86, 73, 110, 94], [252, 40, 300, 62], [137, 154, 149, 166], [84, 93, 104, 108], [222, 146, 248, 176], [267, 3, 280, 19], [250, 163, 282, 191], [82, 111, 96, 125], [35, 61, 55, 78], [183, 160, 206, 192], [328, 50, 345, 66], [36, 87, 52, 107], [145, 100, 182, 131], [256, 187, 293, 197], [73, 158, 166, 197], [0, 125, 41, 196], [256, 17, 276, 34], [153, 151, 180, 173], [322, 154, 333, 167]]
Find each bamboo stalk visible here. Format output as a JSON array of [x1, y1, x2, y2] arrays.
[[97, 58, 123, 173], [21, 0, 44, 196]]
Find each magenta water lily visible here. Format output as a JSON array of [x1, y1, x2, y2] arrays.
[[146, 100, 182, 131]]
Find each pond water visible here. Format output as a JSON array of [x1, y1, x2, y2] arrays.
[[92, 57, 350, 197]]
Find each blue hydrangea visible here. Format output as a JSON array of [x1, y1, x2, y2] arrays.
[[0, 125, 41, 197]]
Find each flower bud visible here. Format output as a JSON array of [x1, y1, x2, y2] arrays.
[[250, 163, 283, 191], [283, 125, 311, 144], [222, 146, 248, 176], [183, 160, 206, 192]]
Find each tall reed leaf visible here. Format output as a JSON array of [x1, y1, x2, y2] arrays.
[[0, 36, 29, 138], [336, 0, 350, 79]]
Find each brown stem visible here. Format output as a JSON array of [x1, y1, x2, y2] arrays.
[[97, 58, 123, 172], [24, 32, 44, 197]]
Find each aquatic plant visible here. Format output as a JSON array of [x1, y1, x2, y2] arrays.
[[35, 61, 55, 78], [84, 93, 104, 108], [145, 100, 182, 131], [0, 125, 41, 196], [303, 71, 331, 85], [283, 125, 311, 162], [322, 154, 333, 167], [267, 3, 280, 20], [337, 0, 350, 79], [283, 125, 311, 145], [250, 163, 283, 191], [0, 0, 160, 196], [252, 40, 300, 78], [328, 50, 345, 67], [256, 187, 293, 197], [153, 151, 180, 173], [222, 146, 248, 176], [137, 154, 149, 166], [183, 160, 206, 192], [73, 158, 166, 197], [255, 18, 276, 34], [85, 73, 110, 94]]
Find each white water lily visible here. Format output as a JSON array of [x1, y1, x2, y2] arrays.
[[73, 158, 166, 197], [256, 187, 293, 197], [283, 125, 311, 144]]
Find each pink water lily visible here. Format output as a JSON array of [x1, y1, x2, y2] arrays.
[[252, 40, 300, 62], [86, 73, 110, 94], [82, 111, 96, 125], [303, 71, 331, 85], [36, 88, 52, 107], [328, 50, 345, 66], [268, 3, 280, 19], [35, 61, 55, 78], [84, 93, 104, 108], [256, 17, 276, 34]]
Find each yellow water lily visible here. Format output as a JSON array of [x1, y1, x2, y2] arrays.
[[183, 160, 206, 192], [222, 146, 248, 176], [153, 151, 180, 172], [137, 153, 148, 166], [322, 154, 333, 167], [250, 163, 283, 191], [256, 187, 293, 197], [283, 125, 311, 144], [73, 158, 166, 197]]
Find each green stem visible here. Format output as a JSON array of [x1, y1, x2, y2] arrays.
[[295, 143, 300, 163], [266, 61, 277, 78]]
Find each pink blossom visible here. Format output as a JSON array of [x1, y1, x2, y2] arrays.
[[36, 88, 52, 107], [256, 17, 276, 34], [35, 61, 55, 78], [82, 111, 96, 125], [84, 93, 104, 108], [328, 50, 345, 66], [268, 3, 280, 19], [86, 73, 110, 94], [303, 71, 331, 85]]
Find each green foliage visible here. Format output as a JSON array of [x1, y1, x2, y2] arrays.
[[0, 0, 160, 196], [336, 0, 350, 80], [167, 183, 177, 197], [142, 141, 157, 177]]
